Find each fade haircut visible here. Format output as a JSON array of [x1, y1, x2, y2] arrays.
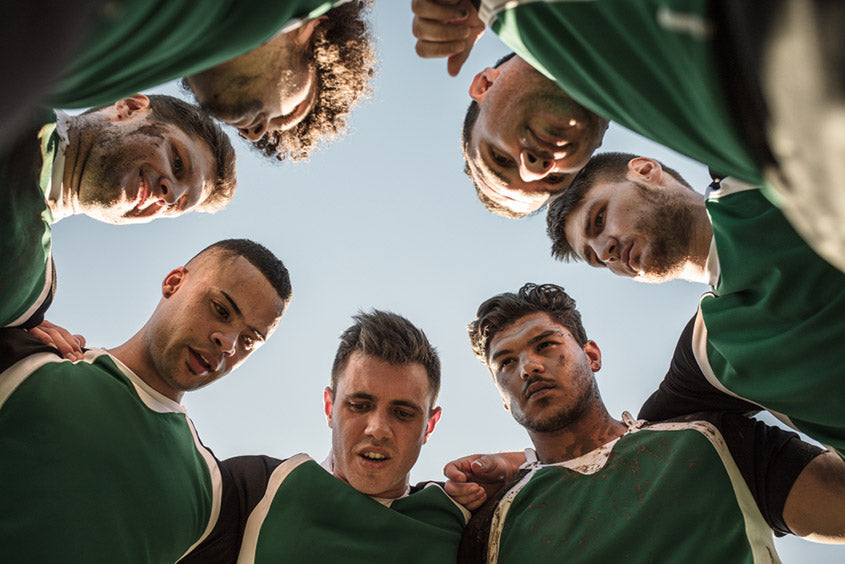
[[468, 283, 588, 365], [461, 52, 525, 218], [146, 95, 236, 213], [255, 0, 376, 161], [331, 310, 441, 403], [546, 152, 693, 262], [189, 239, 292, 302]]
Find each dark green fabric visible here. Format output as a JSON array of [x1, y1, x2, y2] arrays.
[[0, 353, 215, 562], [252, 460, 465, 563], [0, 121, 55, 327], [488, 0, 761, 185], [497, 427, 766, 563], [702, 188, 845, 457], [48, 0, 339, 109]]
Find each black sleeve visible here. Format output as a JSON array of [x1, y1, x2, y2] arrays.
[[179, 455, 285, 564], [638, 314, 760, 421], [0, 327, 62, 373], [665, 412, 824, 536]]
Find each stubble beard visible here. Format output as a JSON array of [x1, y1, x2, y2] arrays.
[[635, 191, 697, 281], [513, 378, 598, 433]]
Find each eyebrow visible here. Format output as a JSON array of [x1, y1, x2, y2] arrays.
[[491, 330, 561, 362], [221, 290, 266, 341], [580, 200, 602, 264]]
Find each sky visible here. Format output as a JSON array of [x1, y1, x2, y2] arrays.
[[48, 3, 839, 561]]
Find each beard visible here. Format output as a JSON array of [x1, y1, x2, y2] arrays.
[[512, 376, 598, 433], [633, 188, 697, 281]]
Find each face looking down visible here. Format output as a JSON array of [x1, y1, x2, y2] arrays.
[[324, 351, 441, 499]]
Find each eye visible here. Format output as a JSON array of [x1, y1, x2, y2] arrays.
[[490, 148, 511, 167], [173, 149, 184, 176], [348, 401, 370, 412], [594, 207, 606, 229], [498, 357, 515, 371], [394, 408, 416, 421], [213, 301, 229, 320]]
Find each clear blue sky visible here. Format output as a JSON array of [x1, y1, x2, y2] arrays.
[[49, 3, 838, 561]]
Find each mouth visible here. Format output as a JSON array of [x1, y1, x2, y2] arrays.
[[356, 448, 392, 467], [523, 380, 555, 401], [186, 347, 217, 375]]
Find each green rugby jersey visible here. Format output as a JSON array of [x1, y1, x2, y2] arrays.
[[693, 180, 845, 457], [48, 0, 343, 109], [181, 454, 469, 563], [0, 331, 221, 563], [462, 413, 819, 564], [0, 119, 58, 328], [476, 0, 760, 185]]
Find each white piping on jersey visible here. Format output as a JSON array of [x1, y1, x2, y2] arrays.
[[5, 256, 53, 329], [703, 237, 721, 287], [478, 0, 591, 26], [0, 350, 67, 410], [238, 453, 313, 564], [690, 306, 798, 434], [178, 416, 224, 560]]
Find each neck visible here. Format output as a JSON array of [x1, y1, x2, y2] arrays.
[[108, 329, 183, 403], [56, 118, 86, 218], [677, 197, 714, 283], [528, 404, 627, 464]]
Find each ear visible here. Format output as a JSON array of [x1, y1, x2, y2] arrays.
[[469, 68, 499, 103], [423, 406, 442, 444], [161, 267, 188, 298], [294, 15, 326, 45], [627, 157, 663, 184], [583, 340, 602, 372], [323, 386, 335, 425], [113, 94, 150, 121]]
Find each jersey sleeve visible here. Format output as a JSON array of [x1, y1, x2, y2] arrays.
[[670, 412, 824, 536], [179, 454, 285, 564], [638, 313, 760, 421]]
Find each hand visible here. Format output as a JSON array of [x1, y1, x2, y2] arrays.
[[28, 319, 86, 361], [444, 451, 527, 510], [411, 0, 486, 76]]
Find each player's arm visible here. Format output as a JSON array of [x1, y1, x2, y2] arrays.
[[638, 314, 759, 421], [444, 451, 526, 510], [411, 0, 485, 76], [783, 452, 845, 543], [697, 411, 844, 543]]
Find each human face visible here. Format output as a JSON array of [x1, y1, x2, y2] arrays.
[[72, 96, 216, 225], [562, 179, 696, 282], [324, 352, 441, 499], [145, 255, 286, 401], [185, 20, 321, 141], [468, 57, 607, 214], [487, 313, 599, 433]]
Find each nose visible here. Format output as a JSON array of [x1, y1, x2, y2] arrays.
[[211, 330, 237, 358], [519, 353, 544, 380], [518, 149, 555, 181], [598, 237, 619, 263], [364, 409, 392, 441], [156, 176, 188, 207], [239, 116, 269, 141]]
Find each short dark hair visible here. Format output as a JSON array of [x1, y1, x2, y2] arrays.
[[331, 310, 441, 403], [546, 152, 692, 262], [461, 52, 526, 218], [191, 239, 292, 302], [255, 1, 376, 161], [145, 95, 236, 213], [468, 283, 587, 364]]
